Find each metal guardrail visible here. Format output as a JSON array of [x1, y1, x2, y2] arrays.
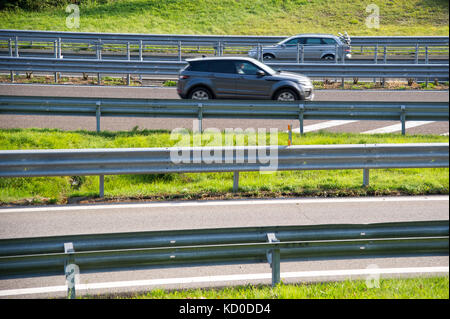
[[1, 96, 448, 135], [0, 143, 448, 195], [1, 57, 448, 83], [0, 220, 447, 297], [0, 30, 448, 46]]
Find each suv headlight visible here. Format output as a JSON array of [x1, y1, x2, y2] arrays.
[[298, 80, 311, 86]]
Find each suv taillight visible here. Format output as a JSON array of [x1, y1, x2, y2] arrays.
[[179, 75, 190, 79]]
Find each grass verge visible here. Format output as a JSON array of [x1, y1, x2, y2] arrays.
[[0, 0, 448, 36], [85, 276, 449, 299], [0, 128, 448, 205]]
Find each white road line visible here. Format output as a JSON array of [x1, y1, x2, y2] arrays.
[[292, 120, 358, 133], [362, 121, 435, 134], [0, 266, 447, 297], [0, 196, 447, 214]]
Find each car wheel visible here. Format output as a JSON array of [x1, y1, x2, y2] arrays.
[[263, 54, 275, 61], [322, 54, 335, 61], [274, 88, 298, 101], [189, 87, 212, 100]]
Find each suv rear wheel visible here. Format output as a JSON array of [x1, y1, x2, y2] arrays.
[[188, 87, 212, 100], [274, 88, 299, 101]]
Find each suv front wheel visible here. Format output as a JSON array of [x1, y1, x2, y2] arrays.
[[274, 88, 299, 101], [188, 87, 212, 100]]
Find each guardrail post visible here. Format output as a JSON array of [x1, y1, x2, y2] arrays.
[[288, 124, 292, 146], [54, 40, 58, 59], [96, 101, 101, 132], [266, 233, 280, 287], [425, 46, 429, 87], [197, 103, 203, 133], [300, 44, 304, 63], [14, 36, 19, 57], [233, 171, 239, 192], [8, 38, 14, 82], [383, 45, 387, 64], [401, 105, 406, 135], [97, 39, 102, 85], [96, 39, 102, 60], [374, 44, 378, 64], [363, 168, 370, 187], [415, 44, 419, 64], [335, 44, 338, 64], [178, 41, 182, 61], [8, 38, 12, 56], [373, 45, 378, 84], [99, 175, 104, 198], [96, 96, 105, 198], [259, 44, 263, 62], [64, 242, 76, 299], [53, 40, 59, 83], [298, 104, 304, 135], [139, 40, 143, 61], [296, 43, 300, 63], [58, 37, 62, 59], [127, 42, 131, 86]]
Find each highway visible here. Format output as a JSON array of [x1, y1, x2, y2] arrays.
[[2, 50, 448, 64], [0, 196, 448, 298], [0, 84, 448, 135], [0, 84, 448, 298]]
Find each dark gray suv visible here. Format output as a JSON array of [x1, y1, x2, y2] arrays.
[[177, 57, 314, 101]]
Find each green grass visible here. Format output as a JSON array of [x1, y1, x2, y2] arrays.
[[0, 128, 448, 205], [88, 276, 449, 299], [0, 0, 448, 36]]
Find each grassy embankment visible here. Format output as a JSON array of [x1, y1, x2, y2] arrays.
[[0, 0, 448, 36], [85, 276, 450, 299], [0, 128, 448, 205]]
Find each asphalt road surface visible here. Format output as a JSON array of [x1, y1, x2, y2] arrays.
[[0, 196, 448, 298], [0, 84, 448, 135]]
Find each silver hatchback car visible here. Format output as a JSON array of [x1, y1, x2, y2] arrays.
[[248, 33, 352, 61], [177, 57, 314, 101]]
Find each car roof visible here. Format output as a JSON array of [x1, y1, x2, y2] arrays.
[[281, 34, 339, 42], [186, 56, 259, 63], [292, 33, 337, 38]]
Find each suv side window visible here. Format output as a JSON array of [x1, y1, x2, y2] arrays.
[[189, 61, 209, 72], [208, 60, 236, 74], [234, 61, 263, 75], [321, 38, 337, 45]]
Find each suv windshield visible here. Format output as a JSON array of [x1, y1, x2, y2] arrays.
[[245, 59, 276, 75]]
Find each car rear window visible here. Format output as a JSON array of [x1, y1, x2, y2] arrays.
[[188, 61, 209, 72], [305, 38, 322, 45], [208, 60, 236, 74]]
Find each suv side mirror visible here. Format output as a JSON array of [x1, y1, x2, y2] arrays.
[[256, 70, 265, 77], [280, 44, 286, 49]]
